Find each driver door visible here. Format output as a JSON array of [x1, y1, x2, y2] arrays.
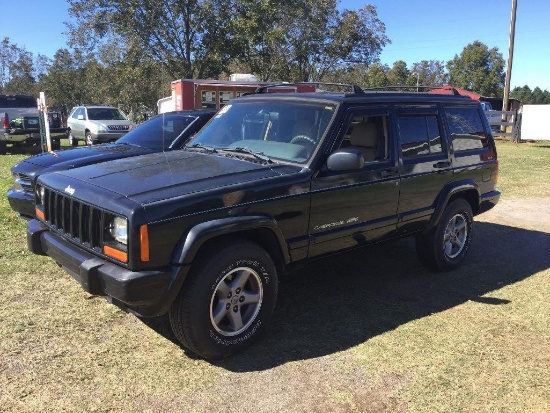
[[308, 106, 400, 258]]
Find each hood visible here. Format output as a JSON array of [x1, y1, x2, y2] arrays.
[[51, 150, 297, 205], [14, 143, 151, 175]]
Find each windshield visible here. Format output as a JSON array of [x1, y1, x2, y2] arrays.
[[187, 99, 337, 163], [87, 107, 127, 120], [116, 113, 198, 150]]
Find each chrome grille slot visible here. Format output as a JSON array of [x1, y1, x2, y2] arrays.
[[107, 125, 129, 131]]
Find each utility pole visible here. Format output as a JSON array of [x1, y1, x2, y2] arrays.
[[502, 0, 517, 113]]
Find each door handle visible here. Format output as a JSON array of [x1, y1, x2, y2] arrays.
[[433, 161, 451, 168]]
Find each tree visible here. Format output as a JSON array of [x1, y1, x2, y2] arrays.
[[363, 63, 389, 87], [510, 85, 550, 104], [446, 41, 505, 96], [387, 60, 409, 86], [410, 60, 448, 87], [284, 3, 389, 81], [67, 0, 234, 80]]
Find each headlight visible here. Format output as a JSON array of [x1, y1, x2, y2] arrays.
[[12, 172, 23, 191], [109, 216, 128, 245], [36, 185, 45, 205]]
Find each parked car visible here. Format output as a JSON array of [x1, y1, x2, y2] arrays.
[[67, 105, 136, 145], [27, 86, 500, 359], [8, 110, 215, 219], [1, 94, 68, 154]]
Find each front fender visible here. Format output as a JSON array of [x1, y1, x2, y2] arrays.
[[171, 215, 290, 266], [149, 216, 291, 315]]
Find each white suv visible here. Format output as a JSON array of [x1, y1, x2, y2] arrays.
[[67, 105, 135, 145]]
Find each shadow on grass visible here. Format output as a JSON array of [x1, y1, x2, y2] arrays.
[[141, 221, 550, 371]]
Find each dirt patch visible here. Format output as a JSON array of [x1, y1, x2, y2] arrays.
[[476, 196, 550, 232]]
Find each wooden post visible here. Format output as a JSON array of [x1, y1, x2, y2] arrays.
[[38, 92, 52, 152], [502, 0, 517, 136]]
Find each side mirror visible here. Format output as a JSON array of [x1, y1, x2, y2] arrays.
[[326, 148, 364, 171], [77, 114, 84, 120]]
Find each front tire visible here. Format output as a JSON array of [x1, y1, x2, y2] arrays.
[[416, 199, 473, 271], [169, 239, 278, 359], [85, 131, 93, 145]]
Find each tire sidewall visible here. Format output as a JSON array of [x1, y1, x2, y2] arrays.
[[206, 257, 276, 351], [435, 200, 473, 270], [176, 243, 278, 358]]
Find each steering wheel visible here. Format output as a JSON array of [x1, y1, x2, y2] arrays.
[[290, 135, 317, 147], [290, 135, 317, 157]]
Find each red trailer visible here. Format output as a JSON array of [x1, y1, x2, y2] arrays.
[[170, 79, 316, 111]]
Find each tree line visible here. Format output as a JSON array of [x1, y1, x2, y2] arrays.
[[1, 1, 548, 118]]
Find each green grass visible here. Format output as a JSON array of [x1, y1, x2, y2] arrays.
[[0, 140, 549, 412], [495, 139, 550, 197]]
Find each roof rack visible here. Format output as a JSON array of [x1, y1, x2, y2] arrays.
[[361, 85, 455, 93], [253, 82, 364, 95]]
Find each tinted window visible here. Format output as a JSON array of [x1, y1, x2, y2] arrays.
[[0, 95, 36, 108], [117, 114, 198, 150], [398, 115, 442, 157], [444, 107, 488, 151]]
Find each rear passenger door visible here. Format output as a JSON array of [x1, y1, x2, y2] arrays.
[[308, 106, 400, 257], [395, 105, 453, 231]]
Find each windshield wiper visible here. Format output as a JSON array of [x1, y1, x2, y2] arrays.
[[220, 147, 272, 163], [187, 143, 217, 153]]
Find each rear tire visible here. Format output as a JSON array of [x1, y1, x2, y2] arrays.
[[416, 199, 473, 271], [169, 239, 278, 359], [0, 141, 6, 155]]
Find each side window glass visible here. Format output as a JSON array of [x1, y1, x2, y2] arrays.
[[339, 114, 389, 162], [397, 115, 443, 157], [444, 107, 488, 151]]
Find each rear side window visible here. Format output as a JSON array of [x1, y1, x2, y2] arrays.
[[0, 95, 36, 108], [397, 114, 443, 157], [444, 107, 488, 151]]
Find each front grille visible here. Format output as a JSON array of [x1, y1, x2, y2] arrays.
[[107, 125, 130, 131], [42, 187, 111, 250], [17, 173, 33, 194]]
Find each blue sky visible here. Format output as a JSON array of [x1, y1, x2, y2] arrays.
[[3, 0, 549, 90]]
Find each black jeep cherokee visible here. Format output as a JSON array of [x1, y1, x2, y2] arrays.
[[27, 88, 500, 359]]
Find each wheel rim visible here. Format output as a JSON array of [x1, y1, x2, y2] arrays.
[[209, 267, 263, 337], [443, 213, 468, 259], [86, 134, 93, 145]]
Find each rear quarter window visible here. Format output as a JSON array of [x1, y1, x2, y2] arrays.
[[444, 106, 488, 151]]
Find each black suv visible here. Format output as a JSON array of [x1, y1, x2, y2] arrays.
[[27, 87, 500, 359]]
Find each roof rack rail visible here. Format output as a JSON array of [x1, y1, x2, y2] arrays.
[[253, 82, 364, 95], [362, 85, 451, 93]]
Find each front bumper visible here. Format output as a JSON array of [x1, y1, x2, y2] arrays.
[[3, 128, 68, 143], [6, 188, 35, 219], [27, 219, 177, 316], [93, 131, 129, 142]]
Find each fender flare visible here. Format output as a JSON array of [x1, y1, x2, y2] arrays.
[[424, 180, 480, 233], [171, 215, 290, 267], [148, 216, 290, 316]]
